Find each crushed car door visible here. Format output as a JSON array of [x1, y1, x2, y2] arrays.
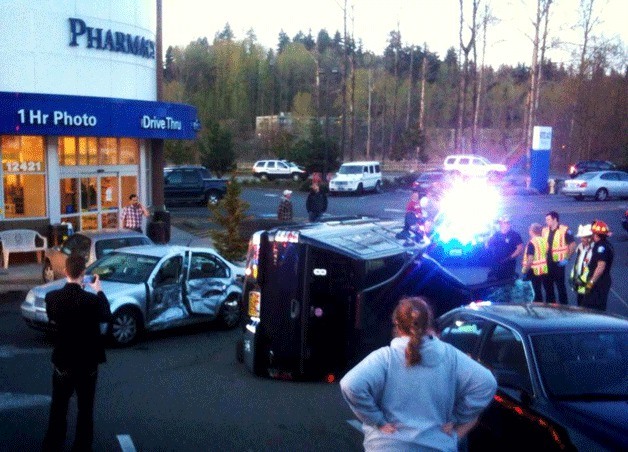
[[184, 251, 230, 316], [147, 254, 186, 327]]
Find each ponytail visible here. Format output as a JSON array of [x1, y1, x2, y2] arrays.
[[393, 297, 434, 367]]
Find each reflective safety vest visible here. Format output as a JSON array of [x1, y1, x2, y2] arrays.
[[542, 225, 569, 262], [570, 243, 592, 294], [523, 236, 548, 275]]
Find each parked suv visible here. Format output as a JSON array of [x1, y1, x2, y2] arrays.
[[252, 160, 307, 181], [443, 154, 507, 178], [329, 161, 382, 194], [569, 160, 616, 178]]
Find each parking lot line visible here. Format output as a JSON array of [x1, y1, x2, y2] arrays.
[[116, 434, 136, 452]]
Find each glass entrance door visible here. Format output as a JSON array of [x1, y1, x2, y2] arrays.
[[60, 173, 136, 232]]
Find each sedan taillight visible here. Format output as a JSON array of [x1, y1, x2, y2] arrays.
[[578, 182, 587, 188]]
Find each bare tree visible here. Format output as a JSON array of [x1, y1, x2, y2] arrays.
[[524, 0, 553, 154], [456, 0, 480, 152], [472, 4, 497, 155]]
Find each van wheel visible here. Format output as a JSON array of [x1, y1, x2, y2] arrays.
[[356, 184, 364, 195], [374, 181, 382, 193], [260, 173, 269, 181]]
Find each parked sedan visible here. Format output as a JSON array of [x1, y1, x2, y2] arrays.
[[437, 303, 627, 451], [22, 245, 244, 346], [411, 170, 453, 197], [561, 170, 628, 201], [42, 229, 152, 282]]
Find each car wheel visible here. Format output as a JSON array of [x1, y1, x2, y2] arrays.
[[595, 188, 608, 201], [356, 183, 364, 195], [260, 173, 268, 181], [42, 260, 54, 283], [374, 181, 382, 193], [110, 307, 141, 346], [575, 195, 584, 201], [219, 296, 241, 329], [292, 173, 301, 181], [206, 191, 220, 206]]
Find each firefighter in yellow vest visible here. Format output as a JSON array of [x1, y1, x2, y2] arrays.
[[542, 211, 576, 304], [570, 223, 593, 307], [521, 223, 550, 302]]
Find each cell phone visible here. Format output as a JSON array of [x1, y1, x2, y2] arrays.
[[82, 274, 96, 284]]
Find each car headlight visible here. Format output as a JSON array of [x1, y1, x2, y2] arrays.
[[25, 289, 36, 305]]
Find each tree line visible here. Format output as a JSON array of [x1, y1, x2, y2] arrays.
[[163, 2, 626, 175]]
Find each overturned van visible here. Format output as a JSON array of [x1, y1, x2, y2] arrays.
[[237, 216, 501, 381]]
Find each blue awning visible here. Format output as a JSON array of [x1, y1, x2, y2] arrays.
[[0, 91, 199, 140]]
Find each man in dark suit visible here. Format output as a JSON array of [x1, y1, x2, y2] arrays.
[[42, 254, 111, 452]]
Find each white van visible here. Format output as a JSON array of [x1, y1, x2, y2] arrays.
[[329, 161, 382, 194]]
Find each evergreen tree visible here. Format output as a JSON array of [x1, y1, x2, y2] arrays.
[[198, 120, 236, 176], [208, 177, 250, 262]]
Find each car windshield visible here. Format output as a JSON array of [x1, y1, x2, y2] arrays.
[[87, 252, 160, 284], [532, 331, 628, 400], [338, 166, 363, 175], [579, 172, 596, 180]]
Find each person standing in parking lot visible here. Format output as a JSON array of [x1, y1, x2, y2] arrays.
[[542, 211, 576, 304], [485, 215, 524, 281], [583, 220, 614, 311], [120, 193, 149, 233], [570, 223, 594, 307], [522, 223, 550, 302], [340, 297, 496, 452], [277, 189, 293, 221], [42, 254, 111, 452], [306, 182, 327, 222]]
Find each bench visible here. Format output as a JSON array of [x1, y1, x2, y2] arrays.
[[0, 229, 48, 268]]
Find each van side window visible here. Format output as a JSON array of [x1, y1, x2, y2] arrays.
[[375, 164, 380, 173]]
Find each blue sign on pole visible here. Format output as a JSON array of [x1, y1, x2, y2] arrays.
[[530, 126, 552, 194], [0, 91, 199, 140]]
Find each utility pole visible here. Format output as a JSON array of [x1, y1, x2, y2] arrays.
[[341, 0, 348, 160]]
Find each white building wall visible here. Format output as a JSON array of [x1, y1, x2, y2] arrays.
[[0, 0, 156, 101]]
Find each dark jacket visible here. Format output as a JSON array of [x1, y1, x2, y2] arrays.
[[46, 283, 112, 370], [306, 190, 328, 216]]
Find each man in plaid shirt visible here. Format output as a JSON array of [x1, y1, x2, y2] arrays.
[[120, 194, 149, 233]]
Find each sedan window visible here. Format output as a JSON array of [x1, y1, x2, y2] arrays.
[[480, 325, 531, 394], [189, 253, 229, 280], [89, 252, 159, 284], [95, 238, 131, 259], [600, 172, 618, 181], [62, 234, 91, 258], [439, 317, 487, 356], [155, 256, 183, 286], [532, 332, 627, 400]]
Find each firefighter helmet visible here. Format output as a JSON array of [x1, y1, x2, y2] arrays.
[[591, 220, 611, 236]]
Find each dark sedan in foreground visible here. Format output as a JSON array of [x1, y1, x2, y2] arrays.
[[437, 303, 627, 451]]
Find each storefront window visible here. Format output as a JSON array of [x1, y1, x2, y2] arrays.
[[2, 135, 47, 218], [99, 138, 118, 165], [119, 138, 139, 164], [58, 137, 139, 166], [121, 176, 138, 205], [78, 137, 98, 165]]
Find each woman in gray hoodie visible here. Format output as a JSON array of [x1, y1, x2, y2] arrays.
[[340, 297, 497, 451]]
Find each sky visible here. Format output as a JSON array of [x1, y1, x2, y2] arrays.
[[163, 0, 627, 68]]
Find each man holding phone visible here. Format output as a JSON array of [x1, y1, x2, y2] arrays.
[[42, 254, 111, 452]]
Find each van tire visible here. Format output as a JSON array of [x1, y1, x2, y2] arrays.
[[356, 184, 364, 195], [374, 181, 382, 193]]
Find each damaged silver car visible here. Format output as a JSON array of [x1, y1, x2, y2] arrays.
[[21, 245, 245, 346]]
